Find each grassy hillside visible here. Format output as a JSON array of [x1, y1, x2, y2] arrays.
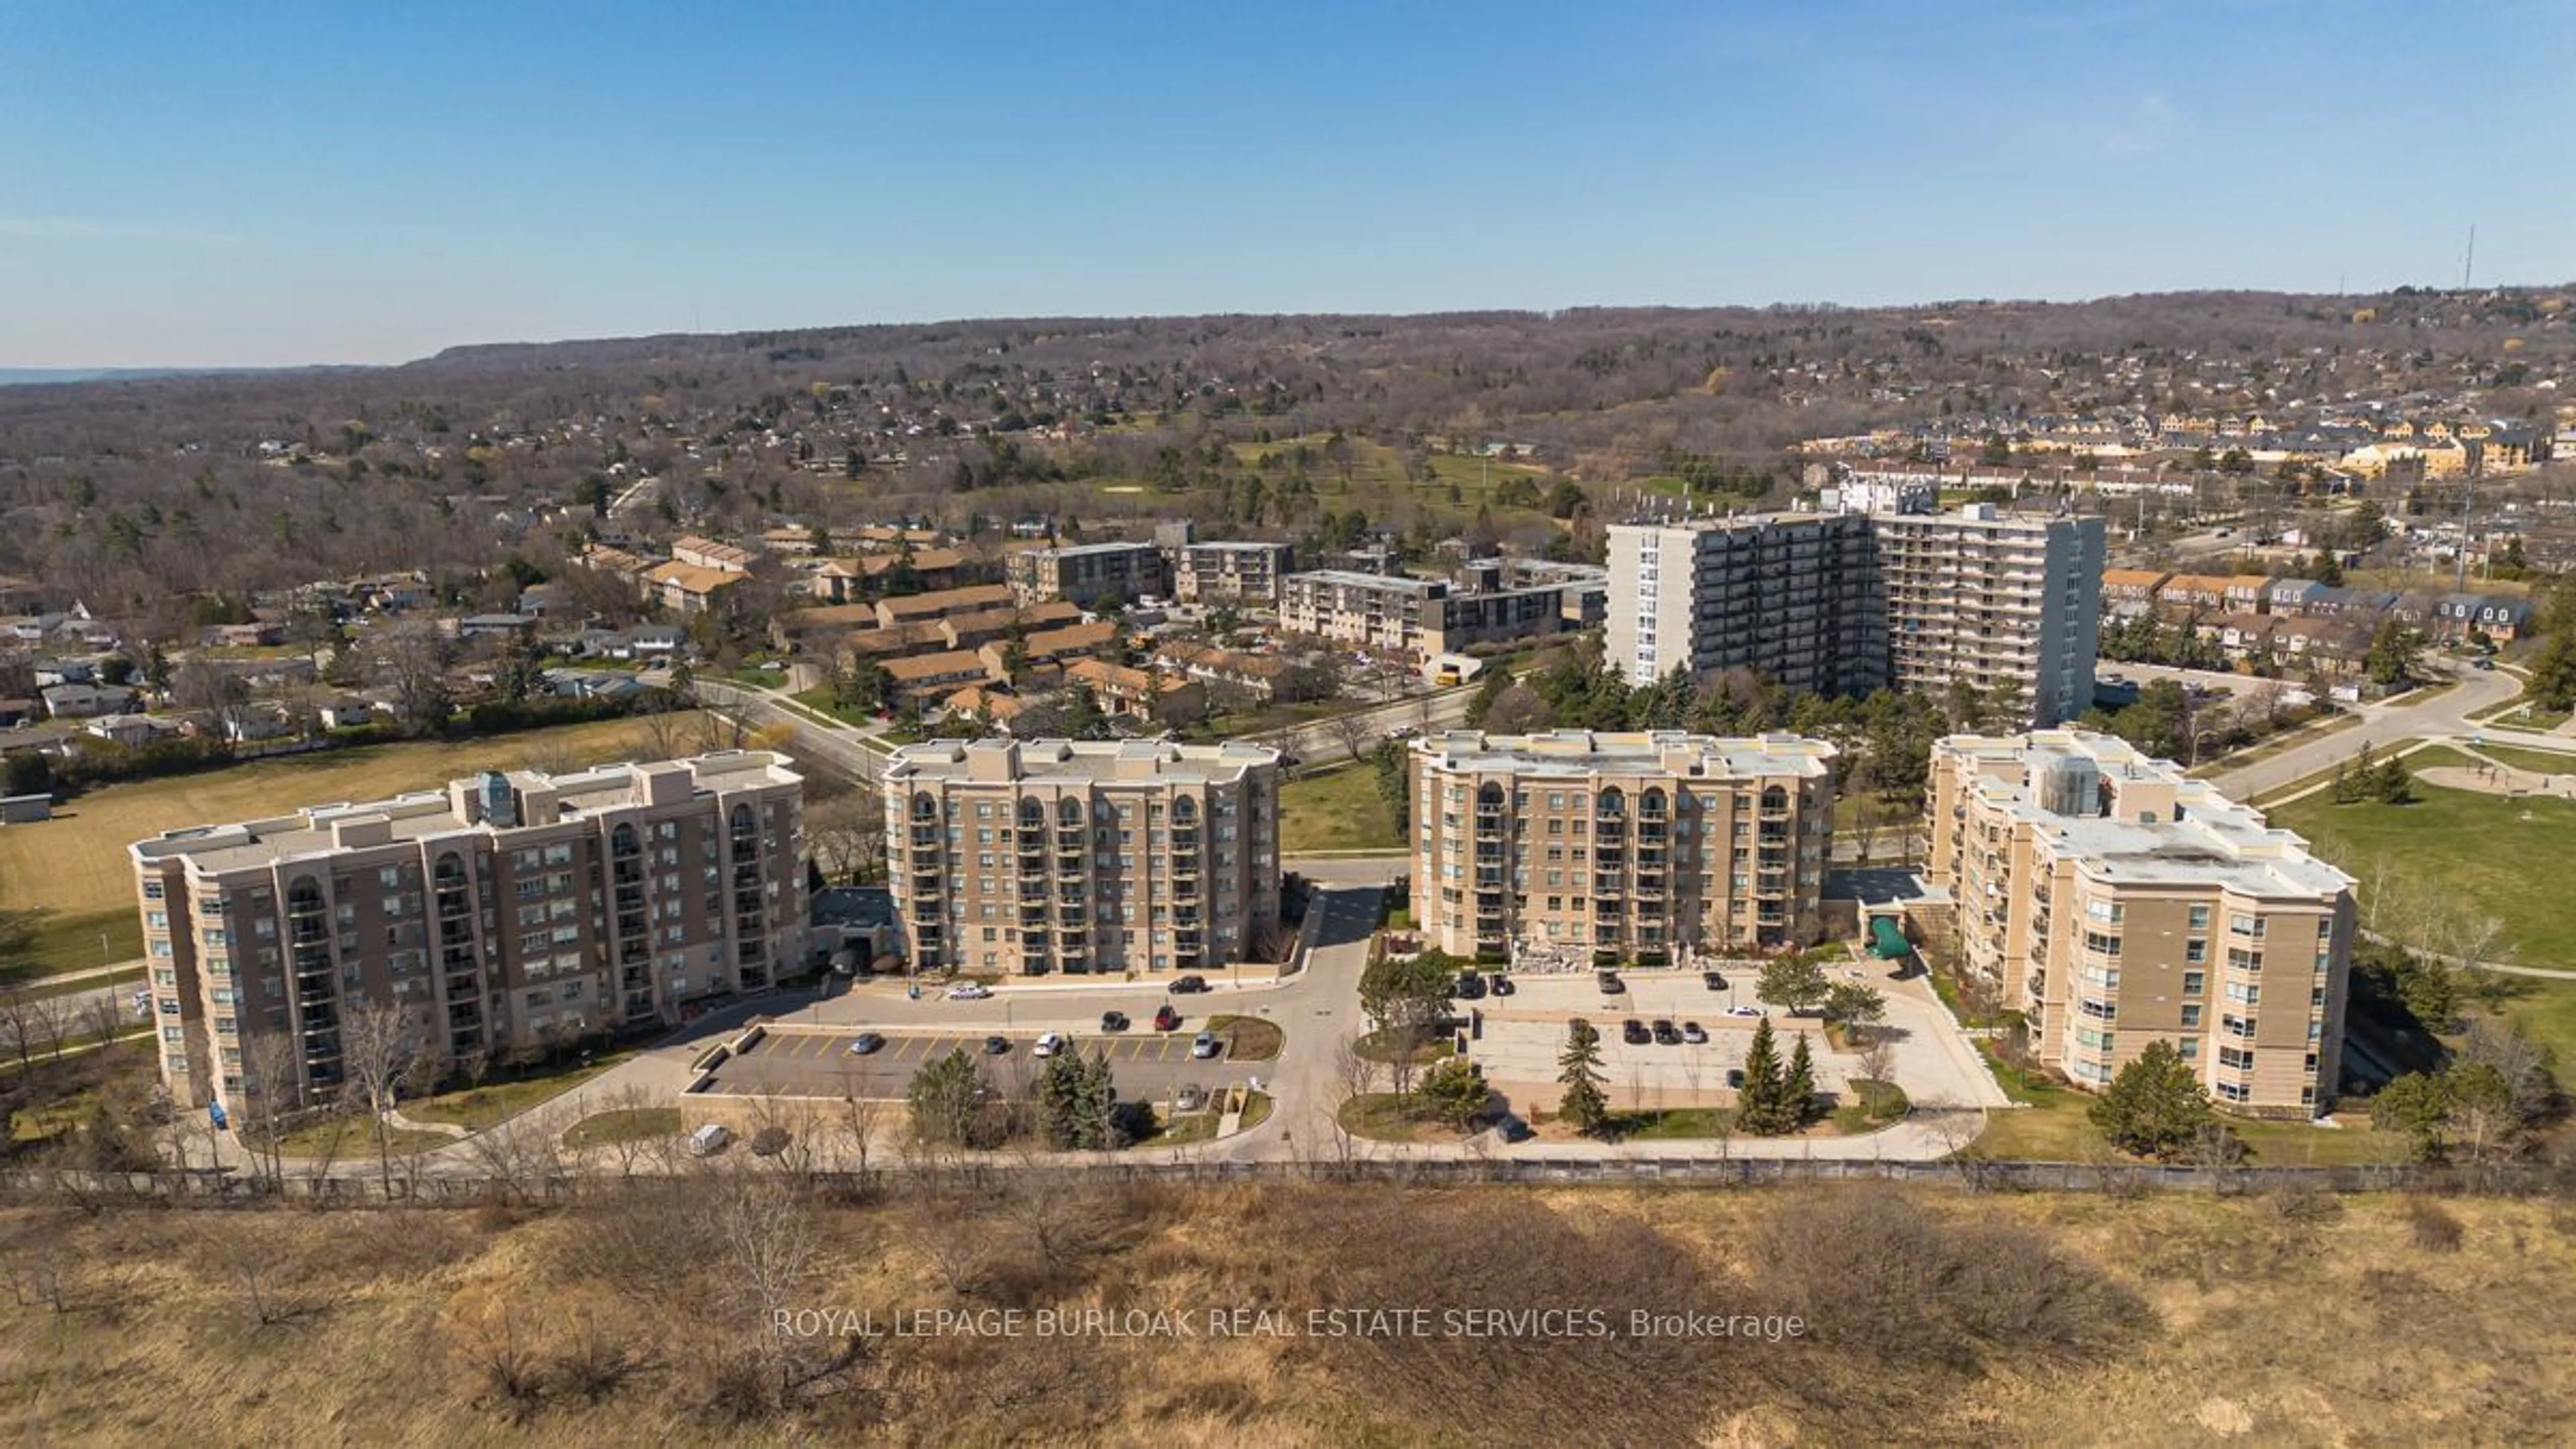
[[0, 1183, 2569, 1442]]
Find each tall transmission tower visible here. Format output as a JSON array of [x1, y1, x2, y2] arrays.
[[2463, 224, 2477, 289]]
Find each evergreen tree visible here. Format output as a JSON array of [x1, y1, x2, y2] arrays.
[[2087, 1039, 2216, 1159], [1078, 1051, 1125, 1149], [1737, 1017, 1796, 1136], [1036, 1051, 1085, 1148], [1557, 1018, 1611, 1136], [1783, 1032, 1819, 1128]]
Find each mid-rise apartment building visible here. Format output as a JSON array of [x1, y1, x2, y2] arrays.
[[130, 751, 806, 1122], [1607, 513, 1887, 698], [1171, 541, 1293, 606], [1877, 506, 2102, 727], [1926, 730, 2353, 1114], [1408, 731, 1836, 961], [1006, 541, 1167, 607], [883, 738, 1281, 977], [1606, 505, 2104, 726], [1280, 562, 1599, 661]]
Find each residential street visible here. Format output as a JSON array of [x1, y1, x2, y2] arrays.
[[2208, 661, 2522, 802]]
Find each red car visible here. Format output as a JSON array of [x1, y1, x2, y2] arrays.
[[1154, 1004, 1182, 1032]]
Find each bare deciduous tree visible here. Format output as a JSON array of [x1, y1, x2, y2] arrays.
[[339, 998, 421, 1195]]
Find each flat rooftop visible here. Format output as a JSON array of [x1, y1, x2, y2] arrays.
[[1412, 729, 1835, 780], [1286, 568, 1444, 595], [1947, 731, 2351, 900], [885, 737, 1280, 788], [131, 751, 800, 876]]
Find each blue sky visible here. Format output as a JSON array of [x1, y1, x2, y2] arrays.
[[1, 0, 2569, 366]]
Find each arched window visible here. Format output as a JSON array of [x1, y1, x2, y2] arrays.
[[1477, 782, 1505, 807], [1058, 798, 1083, 826], [912, 792, 939, 820], [1018, 798, 1044, 828], [1640, 786, 1666, 816], [1597, 786, 1625, 818], [1761, 786, 1788, 813], [610, 822, 639, 856], [1173, 797, 1198, 824]]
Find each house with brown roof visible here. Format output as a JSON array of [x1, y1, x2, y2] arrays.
[[643, 559, 743, 615], [875, 584, 1016, 629], [882, 649, 993, 700], [1012, 620, 1118, 665], [810, 547, 968, 604], [671, 535, 760, 573], [2100, 568, 2169, 619], [2153, 573, 2235, 615], [1063, 658, 1203, 722], [936, 685, 1027, 729], [1151, 641, 1291, 702]]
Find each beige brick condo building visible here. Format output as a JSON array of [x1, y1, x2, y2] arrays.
[[1407, 731, 1837, 963], [883, 738, 1282, 977], [1927, 731, 2353, 1115], [131, 751, 806, 1122]]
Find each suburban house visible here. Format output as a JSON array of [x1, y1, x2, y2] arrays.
[[876, 584, 1016, 629], [1151, 641, 1293, 702], [2100, 568, 2170, 618], [1062, 658, 1203, 722], [641, 560, 742, 615], [41, 683, 138, 719], [2151, 574, 2234, 614], [882, 649, 992, 701], [458, 613, 538, 640], [2263, 578, 2326, 614], [2432, 592, 2534, 642]]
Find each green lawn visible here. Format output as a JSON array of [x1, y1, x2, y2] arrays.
[[1206, 1014, 1283, 1061], [563, 1106, 683, 1148], [274, 1115, 453, 1159], [1973, 1085, 2406, 1166], [2466, 975, 2576, 1080], [1278, 765, 1401, 854], [401, 1053, 631, 1132], [2271, 780, 2576, 965], [1609, 1106, 1738, 1140], [2483, 702, 2570, 731]]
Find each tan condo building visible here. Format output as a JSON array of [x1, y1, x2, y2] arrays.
[[1408, 731, 1836, 963], [883, 738, 1282, 977], [130, 751, 806, 1123], [1927, 731, 2353, 1115]]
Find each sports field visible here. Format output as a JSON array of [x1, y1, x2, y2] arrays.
[[0, 716, 692, 979]]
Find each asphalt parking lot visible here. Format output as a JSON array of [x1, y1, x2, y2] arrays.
[[1459, 971, 1859, 1111], [701, 1027, 1261, 1106]]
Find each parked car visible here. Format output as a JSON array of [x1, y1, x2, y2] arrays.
[[1099, 1010, 1131, 1032], [1487, 973, 1514, 997], [1621, 1019, 1652, 1046], [1652, 1018, 1681, 1046], [1597, 971, 1625, 995], [1495, 1114, 1534, 1143], [1033, 1031, 1065, 1058], [946, 983, 993, 1000], [1154, 1004, 1182, 1031], [1725, 1068, 1746, 1089], [1681, 1022, 1708, 1044], [1175, 1085, 1209, 1113], [1171, 974, 1211, 994], [847, 1032, 886, 1055], [1191, 1030, 1222, 1059], [688, 1123, 731, 1157], [1453, 971, 1486, 1001], [1725, 1004, 1762, 1018], [1702, 970, 1727, 991], [983, 1034, 1011, 1055]]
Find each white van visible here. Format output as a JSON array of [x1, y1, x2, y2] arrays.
[[1033, 1031, 1065, 1058], [688, 1122, 732, 1157]]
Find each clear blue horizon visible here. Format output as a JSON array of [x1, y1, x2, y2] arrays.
[[2, 0, 2569, 368]]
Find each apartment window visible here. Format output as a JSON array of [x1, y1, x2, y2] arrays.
[[2218, 1046, 2255, 1072], [2182, 970, 2206, 997], [2184, 939, 2208, 963], [2225, 981, 2261, 1006], [142, 880, 164, 900], [146, 910, 168, 930], [543, 843, 574, 867], [2177, 1037, 2199, 1060], [2228, 948, 2262, 973], [2082, 930, 2121, 957], [2221, 1013, 2257, 1040], [2188, 904, 2212, 930], [2180, 1004, 2202, 1028], [2083, 899, 2123, 924], [2229, 913, 2263, 938]]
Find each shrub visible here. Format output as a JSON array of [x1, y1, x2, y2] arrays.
[[2406, 1196, 2465, 1252]]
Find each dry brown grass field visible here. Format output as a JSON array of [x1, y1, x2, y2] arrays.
[[0, 1180, 2567, 1444], [0, 715, 705, 977]]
